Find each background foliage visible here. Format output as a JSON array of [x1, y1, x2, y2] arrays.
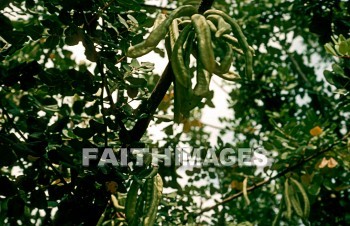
[[1, 0, 350, 225]]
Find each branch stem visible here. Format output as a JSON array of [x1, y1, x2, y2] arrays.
[[194, 131, 350, 216]]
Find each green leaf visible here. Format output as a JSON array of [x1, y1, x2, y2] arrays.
[[339, 39, 350, 55], [118, 14, 129, 28], [308, 184, 321, 196], [130, 58, 140, 68], [7, 196, 25, 218], [332, 63, 345, 76], [30, 189, 48, 209], [89, 119, 105, 134], [324, 43, 337, 56], [73, 127, 95, 139], [0, 145, 17, 167], [44, 35, 60, 49], [24, 24, 44, 40], [125, 76, 147, 88], [0, 176, 17, 197], [64, 26, 83, 46], [323, 70, 335, 85], [82, 35, 98, 62], [127, 14, 138, 24]]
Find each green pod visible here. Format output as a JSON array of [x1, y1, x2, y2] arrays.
[[290, 191, 304, 217], [127, 5, 197, 58], [142, 178, 155, 215], [284, 179, 292, 220], [214, 41, 233, 75], [144, 166, 159, 179], [143, 174, 163, 226], [171, 25, 193, 88], [215, 71, 240, 81], [206, 19, 217, 33], [222, 34, 244, 55], [216, 16, 232, 37], [204, 10, 253, 80], [194, 60, 211, 97], [181, 93, 202, 116], [152, 13, 167, 31], [191, 14, 215, 73], [125, 179, 141, 224], [169, 19, 180, 49], [206, 14, 232, 38], [222, 34, 239, 45], [290, 177, 310, 218]]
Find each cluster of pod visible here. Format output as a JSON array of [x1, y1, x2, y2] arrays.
[[126, 5, 254, 122], [283, 178, 310, 220], [125, 160, 163, 226]]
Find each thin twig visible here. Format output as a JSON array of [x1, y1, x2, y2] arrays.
[[194, 131, 350, 216], [140, 3, 175, 11], [97, 60, 110, 147], [88, 0, 116, 26], [286, 51, 311, 86], [198, 0, 215, 14], [201, 122, 225, 130]]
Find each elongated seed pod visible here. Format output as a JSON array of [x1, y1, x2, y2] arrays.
[[284, 179, 292, 220], [111, 194, 125, 211], [222, 34, 239, 45], [178, 19, 192, 29], [174, 29, 198, 119], [127, 5, 197, 58], [222, 34, 244, 55], [216, 16, 232, 37], [152, 13, 167, 31], [243, 177, 251, 206], [184, 30, 195, 66], [290, 178, 310, 218], [290, 191, 303, 217], [206, 19, 217, 33], [206, 14, 231, 37], [214, 41, 233, 75], [143, 174, 163, 226], [125, 179, 140, 224], [191, 14, 215, 73], [194, 61, 211, 97], [171, 25, 193, 88], [204, 10, 253, 80], [142, 178, 154, 217], [169, 19, 180, 49], [215, 71, 240, 81]]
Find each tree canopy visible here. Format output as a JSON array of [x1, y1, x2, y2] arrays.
[[1, 0, 350, 225]]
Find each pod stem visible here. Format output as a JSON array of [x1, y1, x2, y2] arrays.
[[198, 0, 215, 14]]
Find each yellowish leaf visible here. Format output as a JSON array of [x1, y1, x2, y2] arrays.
[[319, 157, 329, 168], [105, 181, 118, 194], [327, 157, 338, 168], [310, 126, 323, 136], [27, 155, 40, 162]]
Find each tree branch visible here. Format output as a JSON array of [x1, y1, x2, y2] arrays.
[[140, 3, 175, 12], [97, 60, 109, 147], [194, 131, 350, 216], [119, 63, 174, 144], [119, 0, 215, 146], [198, 0, 215, 14]]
